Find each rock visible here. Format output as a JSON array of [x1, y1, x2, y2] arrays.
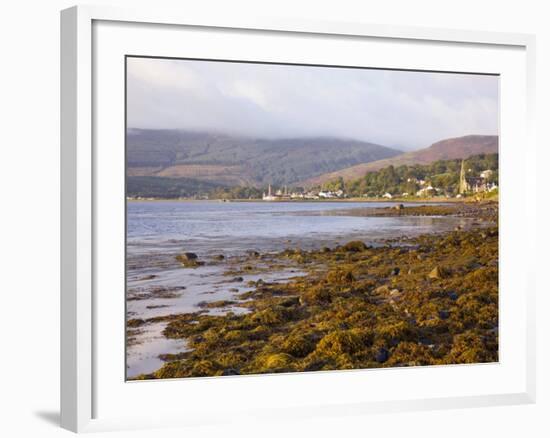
[[428, 266, 446, 280], [448, 291, 458, 301], [394, 204, 404, 210], [341, 240, 367, 252], [373, 285, 390, 295], [176, 252, 203, 267], [390, 267, 400, 276], [231, 276, 244, 282], [280, 296, 300, 307], [138, 274, 157, 281], [221, 368, 240, 376], [375, 347, 389, 363], [321, 246, 332, 253], [389, 289, 401, 297], [438, 310, 450, 320], [127, 318, 146, 328], [264, 353, 293, 369], [176, 252, 197, 261], [247, 250, 260, 258], [213, 254, 225, 260]]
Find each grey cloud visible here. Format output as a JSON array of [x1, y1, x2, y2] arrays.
[[126, 57, 499, 150]]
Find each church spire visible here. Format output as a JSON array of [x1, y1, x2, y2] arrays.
[[459, 159, 467, 194]]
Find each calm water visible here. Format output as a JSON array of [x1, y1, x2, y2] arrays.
[[127, 201, 452, 257], [126, 200, 470, 378]]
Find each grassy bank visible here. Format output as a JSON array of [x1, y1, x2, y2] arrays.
[[131, 202, 498, 379]]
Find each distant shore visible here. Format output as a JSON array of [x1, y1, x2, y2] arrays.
[[127, 196, 495, 204]]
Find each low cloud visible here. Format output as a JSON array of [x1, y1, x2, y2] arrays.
[[127, 57, 499, 150]]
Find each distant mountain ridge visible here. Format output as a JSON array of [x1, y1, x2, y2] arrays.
[[127, 129, 402, 186], [302, 135, 499, 187]]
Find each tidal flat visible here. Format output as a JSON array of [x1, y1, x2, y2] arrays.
[[127, 201, 498, 379]]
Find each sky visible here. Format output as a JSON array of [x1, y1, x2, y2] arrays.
[[126, 57, 499, 150]]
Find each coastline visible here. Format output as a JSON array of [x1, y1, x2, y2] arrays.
[[128, 201, 498, 379], [126, 196, 495, 204]]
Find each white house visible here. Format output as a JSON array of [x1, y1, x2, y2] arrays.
[[480, 169, 494, 179], [416, 185, 436, 197]]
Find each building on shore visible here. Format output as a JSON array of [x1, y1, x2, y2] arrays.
[[263, 185, 344, 201], [262, 184, 277, 201], [459, 160, 498, 194], [262, 184, 291, 201]]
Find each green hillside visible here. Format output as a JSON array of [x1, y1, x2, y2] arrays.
[[126, 129, 401, 186]]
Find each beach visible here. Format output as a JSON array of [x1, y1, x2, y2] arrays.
[[126, 200, 498, 379]]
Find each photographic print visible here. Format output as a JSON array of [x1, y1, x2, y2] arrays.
[[125, 57, 499, 380]]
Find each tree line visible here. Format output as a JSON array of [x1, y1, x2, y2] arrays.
[[321, 153, 498, 197]]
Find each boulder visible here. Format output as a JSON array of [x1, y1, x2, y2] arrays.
[[341, 241, 367, 252], [375, 347, 390, 363], [175, 252, 202, 267], [221, 368, 240, 376]]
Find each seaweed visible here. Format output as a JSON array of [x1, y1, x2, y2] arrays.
[[130, 204, 499, 380]]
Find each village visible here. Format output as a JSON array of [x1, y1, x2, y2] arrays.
[[262, 184, 345, 201], [262, 160, 498, 201]]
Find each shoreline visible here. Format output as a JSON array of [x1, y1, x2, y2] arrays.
[[127, 197, 496, 204], [128, 202, 499, 379]]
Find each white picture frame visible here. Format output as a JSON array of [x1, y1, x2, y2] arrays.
[[60, 4, 536, 433]]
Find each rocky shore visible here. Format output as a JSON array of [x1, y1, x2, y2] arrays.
[[130, 201, 498, 379]]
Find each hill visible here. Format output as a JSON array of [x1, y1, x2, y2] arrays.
[[126, 129, 401, 187], [302, 135, 498, 187]]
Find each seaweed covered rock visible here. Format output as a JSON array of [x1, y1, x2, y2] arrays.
[[447, 331, 495, 364], [136, 218, 499, 380], [428, 266, 447, 279], [316, 329, 367, 357], [341, 241, 368, 252], [251, 306, 294, 326], [300, 284, 332, 305], [326, 268, 355, 285], [176, 252, 204, 267], [127, 318, 146, 328], [280, 332, 317, 357], [260, 353, 294, 371]]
